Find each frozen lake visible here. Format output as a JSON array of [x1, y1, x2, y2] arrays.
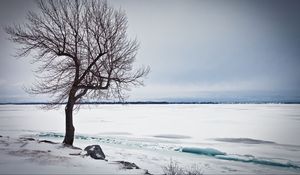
[[1, 104, 300, 174]]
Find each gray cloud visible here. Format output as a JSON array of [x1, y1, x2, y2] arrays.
[[0, 0, 300, 102]]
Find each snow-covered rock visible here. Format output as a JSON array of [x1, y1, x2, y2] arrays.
[[84, 145, 105, 160], [115, 160, 140, 169]]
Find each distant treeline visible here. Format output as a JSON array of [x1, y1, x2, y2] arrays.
[[0, 101, 300, 105]]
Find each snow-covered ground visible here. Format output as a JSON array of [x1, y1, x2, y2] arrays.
[[0, 104, 300, 174], [0, 136, 146, 174]]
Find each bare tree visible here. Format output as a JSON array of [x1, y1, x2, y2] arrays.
[[5, 0, 149, 146]]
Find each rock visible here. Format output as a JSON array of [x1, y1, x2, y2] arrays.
[[115, 161, 140, 169], [84, 145, 105, 160]]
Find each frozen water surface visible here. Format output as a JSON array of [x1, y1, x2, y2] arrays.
[[0, 104, 300, 174]]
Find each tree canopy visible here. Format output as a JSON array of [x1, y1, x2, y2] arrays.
[[6, 0, 149, 107]]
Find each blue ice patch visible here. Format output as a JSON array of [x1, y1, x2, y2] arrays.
[[181, 147, 226, 156]]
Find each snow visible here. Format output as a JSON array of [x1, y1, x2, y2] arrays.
[[0, 104, 300, 174], [0, 136, 146, 174]]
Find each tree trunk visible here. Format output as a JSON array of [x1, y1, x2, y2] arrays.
[[63, 91, 76, 145]]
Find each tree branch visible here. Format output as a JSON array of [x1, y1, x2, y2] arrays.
[[78, 52, 107, 83]]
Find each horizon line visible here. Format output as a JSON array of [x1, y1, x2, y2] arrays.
[[1, 101, 300, 105]]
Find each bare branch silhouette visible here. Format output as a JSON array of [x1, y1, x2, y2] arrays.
[[6, 0, 149, 145]]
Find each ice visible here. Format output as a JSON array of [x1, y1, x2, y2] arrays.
[[215, 155, 300, 168], [1, 104, 300, 174], [214, 138, 276, 144], [153, 134, 191, 139], [181, 147, 226, 156]]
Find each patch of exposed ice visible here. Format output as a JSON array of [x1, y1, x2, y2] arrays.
[[214, 138, 276, 144], [152, 134, 191, 139]]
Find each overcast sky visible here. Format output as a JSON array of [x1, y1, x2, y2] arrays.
[[0, 0, 300, 102]]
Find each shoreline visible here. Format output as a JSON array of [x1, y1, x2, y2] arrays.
[[0, 135, 150, 174]]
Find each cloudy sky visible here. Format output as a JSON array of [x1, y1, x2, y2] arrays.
[[0, 0, 300, 102]]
